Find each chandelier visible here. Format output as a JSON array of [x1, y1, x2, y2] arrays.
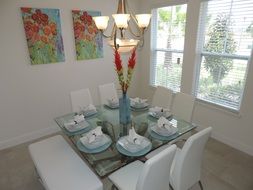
[[92, 0, 151, 53]]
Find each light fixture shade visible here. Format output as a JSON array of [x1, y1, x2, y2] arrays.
[[92, 16, 109, 30], [135, 14, 151, 28], [112, 14, 130, 29], [108, 38, 139, 53]]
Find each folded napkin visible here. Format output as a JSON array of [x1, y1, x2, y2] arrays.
[[157, 116, 173, 131], [86, 126, 103, 143], [107, 98, 119, 106], [127, 128, 142, 145], [131, 97, 147, 105], [64, 114, 85, 126], [83, 104, 96, 112]]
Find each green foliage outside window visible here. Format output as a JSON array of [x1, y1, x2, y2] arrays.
[[204, 14, 237, 84]]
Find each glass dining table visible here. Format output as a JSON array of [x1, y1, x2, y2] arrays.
[[54, 105, 196, 178]]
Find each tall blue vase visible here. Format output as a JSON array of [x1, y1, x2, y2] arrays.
[[119, 92, 131, 136]]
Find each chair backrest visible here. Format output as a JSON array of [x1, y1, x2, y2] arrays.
[[172, 92, 195, 122], [136, 144, 177, 190], [70, 88, 93, 112], [171, 127, 212, 190], [152, 86, 173, 109], [98, 83, 118, 105]]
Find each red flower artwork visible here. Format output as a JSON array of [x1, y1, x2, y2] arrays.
[[21, 7, 65, 65], [72, 10, 103, 60]]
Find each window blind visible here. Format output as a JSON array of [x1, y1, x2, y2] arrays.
[[195, 0, 253, 110], [150, 4, 187, 92]]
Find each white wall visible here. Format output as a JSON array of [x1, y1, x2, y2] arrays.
[[0, 0, 140, 149], [138, 0, 253, 156]]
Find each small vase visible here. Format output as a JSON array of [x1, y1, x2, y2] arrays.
[[119, 92, 131, 136]]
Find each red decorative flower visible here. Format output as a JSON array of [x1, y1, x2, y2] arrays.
[[21, 7, 32, 13], [49, 22, 56, 30], [87, 15, 92, 25], [72, 10, 80, 14], [83, 11, 88, 17], [24, 21, 32, 32], [74, 29, 81, 39], [40, 35, 48, 43], [49, 22, 57, 35], [35, 9, 42, 15], [128, 48, 136, 69], [40, 14, 49, 22], [88, 26, 94, 34], [114, 50, 123, 71], [52, 30, 57, 35], [32, 24, 39, 33], [26, 30, 34, 40], [31, 13, 38, 21], [114, 49, 136, 93], [43, 25, 51, 35], [80, 15, 85, 21]]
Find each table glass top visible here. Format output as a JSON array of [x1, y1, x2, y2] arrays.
[[55, 106, 196, 177]]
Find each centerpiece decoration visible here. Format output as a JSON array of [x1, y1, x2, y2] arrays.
[[114, 48, 136, 136]]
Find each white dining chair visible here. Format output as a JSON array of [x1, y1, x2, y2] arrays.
[[170, 127, 212, 190], [98, 83, 118, 105], [70, 88, 93, 113], [171, 92, 195, 123], [152, 86, 173, 109], [109, 144, 177, 190]]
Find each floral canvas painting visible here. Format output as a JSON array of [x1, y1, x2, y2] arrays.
[[21, 7, 65, 65], [72, 10, 103, 60]]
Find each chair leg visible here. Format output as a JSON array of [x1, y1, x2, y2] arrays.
[[198, 180, 204, 190]]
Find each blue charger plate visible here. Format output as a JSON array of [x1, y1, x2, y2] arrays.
[[131, 106, 149, 112], [104, 104, 119, 109], [83, 111, 98, 118], [76, 135, 112, 153], [62, 121, 93, 136], [148, 127, 179, 141], [116, 140, 152, 157]]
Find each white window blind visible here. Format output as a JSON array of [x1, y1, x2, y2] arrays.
[[195, 0, 253, 110], [150, 4, 187, 92]]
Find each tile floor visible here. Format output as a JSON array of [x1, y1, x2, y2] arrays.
[[0, 132, 253, 190]]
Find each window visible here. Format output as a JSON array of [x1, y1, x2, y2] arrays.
[[150, 4, 187, 92], [195, 0, 253, 110]]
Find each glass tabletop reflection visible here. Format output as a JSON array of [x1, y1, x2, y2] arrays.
[[54, 105, 196, 178]]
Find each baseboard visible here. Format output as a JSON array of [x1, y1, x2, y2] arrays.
[[0, 126, 60, 150], [196, 126, 253, 156]]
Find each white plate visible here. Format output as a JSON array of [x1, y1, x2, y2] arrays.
[[130, 102, 149, 109], [83, 109, 97, 117], [148, 111, 172, 119], [117, 136, 151, 153], [64, 120, 89, 132], [80, 134, 111, 150], [150, 124, 178, 137], [104, 103, 119, 109]]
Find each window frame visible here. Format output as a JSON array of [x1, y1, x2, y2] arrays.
[[194, 0, 252, 112], [150, 3, 187, 92]]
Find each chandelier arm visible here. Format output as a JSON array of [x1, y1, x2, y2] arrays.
[[128, 23, 143, 38], [125, 0, 143, 32], [125, 0, 147, 39], [113, 28, 119, 50], [139, 37, 144, 47], [120, 28, 124, 38], [130, 14, 142, 33], [110, 24, 117, 40], [100, 30, 111, 38]]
